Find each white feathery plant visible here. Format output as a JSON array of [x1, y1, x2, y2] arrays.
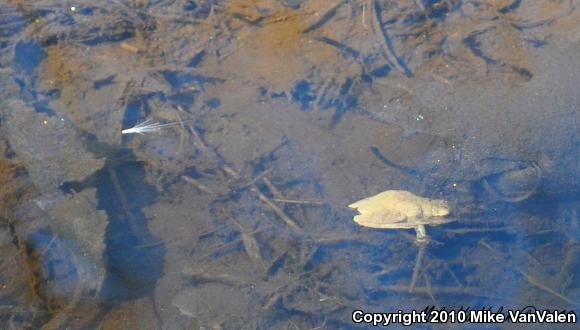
[[121, 118, 183, 135]]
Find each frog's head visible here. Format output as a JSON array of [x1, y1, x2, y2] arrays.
[[428, 199, 450, 217]]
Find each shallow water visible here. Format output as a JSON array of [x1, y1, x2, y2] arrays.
[[0, 0, 579, 329]]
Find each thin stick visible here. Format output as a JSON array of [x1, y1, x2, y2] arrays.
[[302, 1, 345, 33], [379, 285, 492, 297], [108, 167, 141, 235], [0, 250, 24, 271], [423, 273, 439, 304], [262, 292, 282, 311], [445, 227, 512, 236], [414, 0, 426, 12], [231, 219, 264, 267], [136, 240, 165, 249], [194, 226, 271, 263], [370, 0, 413, 77], [443, 261, 464, 288], [182, 175, 213, 194], [518, 270, 580, 307], [189, 126, 301, 232], [187, 125, 302, 233], [362, 2, 368, 29], [187, 124, 213, 155], [181, 269, 248, 288], [251, 185, 303, 233], [232, 167, 273, 190], [262, 177, 284, 199], [175, 113, 186, 155], [272, 198, 325, 205], [410, 242, 426, 292], [480, 239, 580, 306]]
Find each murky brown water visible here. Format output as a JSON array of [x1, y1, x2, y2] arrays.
[[1, 0, 579, 329]]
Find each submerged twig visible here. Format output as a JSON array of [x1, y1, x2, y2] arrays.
[[251, 185, 303, 233], [362, 1, 368, 29], [315, 36, 360, 59], [186, 125, 302, 233], [239, 230, 263, 266], [181, 268, 248, 288], [409, 241, 427, 292], [423, 273, 439, 304], [230, 219, 264, 268], [445, 227, 512, 236], [261, 177, 284, 199], [182, 175, 213, 194], [0, 250, 24, 272], [479, 239, 580, 306], [303, 1, 346, 33], [272, 198, 325, 205], [175, 113, 186, 155], [371, 146, 420, 178], [379, 285, 492, 297], [262, 292, 282, 311], [370, 0, 413, 77], [518, 270, 580, 307]]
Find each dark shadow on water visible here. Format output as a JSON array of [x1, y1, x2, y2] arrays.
[[62, 146, 165, 302], [14, 40, 45, 74], [97, 160, 164, 301]]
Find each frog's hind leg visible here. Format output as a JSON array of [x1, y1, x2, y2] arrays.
[[415, 224, 427, 243]]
